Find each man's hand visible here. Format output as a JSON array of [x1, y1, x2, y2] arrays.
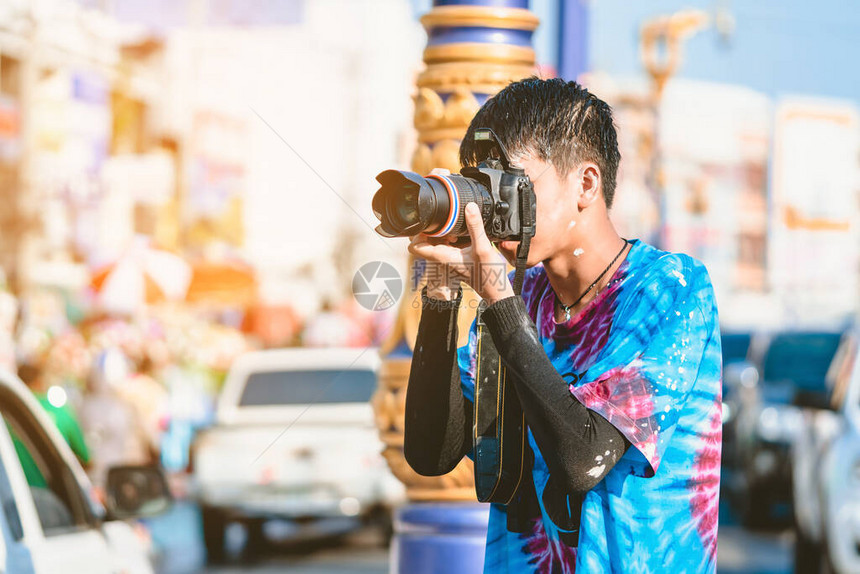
[[408, 200, 515, 305]]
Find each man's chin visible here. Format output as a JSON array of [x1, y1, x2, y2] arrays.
[[494, 240, 520, 253], [494, 240, 532, 267]]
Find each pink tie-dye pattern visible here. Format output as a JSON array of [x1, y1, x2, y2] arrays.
[[569, 365, 659, 470], [527, 263, 665, 466], [531, 262, 629, 375], [690, 403, 722, 563], [519, 517, 578, 574]]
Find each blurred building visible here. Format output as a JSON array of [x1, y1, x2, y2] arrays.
[[586, 2, 860, 329], [0, 0, 428, 325], [1, 0, 857, 330], [0, 0, 177, 298], [157, 0, 423, 313]]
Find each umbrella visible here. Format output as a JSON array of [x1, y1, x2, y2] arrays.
[[91, 238, 191, 314]]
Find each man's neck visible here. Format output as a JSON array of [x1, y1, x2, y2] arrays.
[[541, 216, 626, 308]]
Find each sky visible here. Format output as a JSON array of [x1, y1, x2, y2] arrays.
[[589, 0, 860, 105]]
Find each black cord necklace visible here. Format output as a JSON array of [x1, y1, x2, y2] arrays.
[[557, 238, 629, 322]]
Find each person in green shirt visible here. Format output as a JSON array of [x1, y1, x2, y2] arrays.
[[12, 363, 90, 487]]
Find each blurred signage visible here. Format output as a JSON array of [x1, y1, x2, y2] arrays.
[[206, 0, 304, 26], [112, 0, 304, 28], [659, 81, 772, 298], [185, 110, 247, 248], [770, 99, 860, 323], [0, 95, 20, 161]]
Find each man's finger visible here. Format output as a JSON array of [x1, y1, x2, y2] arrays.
[[426, 235, 453, 246], [408, 238, 430, 254], [464, 203, 490, 253], [409, 241, 452, 263]]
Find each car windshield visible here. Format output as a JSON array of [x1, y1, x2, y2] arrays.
[[238, 369, 377, 406], [721, 332, 751, 366], [762, 332, 841, 394]]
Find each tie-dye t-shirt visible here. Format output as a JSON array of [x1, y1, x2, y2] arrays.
[[457, 239, 722, 573]]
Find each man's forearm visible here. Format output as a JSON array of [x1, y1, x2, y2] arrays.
[[403, 286, 473, 476], [480, 296, 630, 493]]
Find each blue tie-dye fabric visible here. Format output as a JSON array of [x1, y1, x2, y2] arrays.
[[457, 239, 722, 573]]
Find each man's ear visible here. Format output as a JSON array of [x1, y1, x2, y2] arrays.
[[576, 164, 602, 210]]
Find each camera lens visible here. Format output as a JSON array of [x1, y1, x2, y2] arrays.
[[394, 188, 420, 229], [372, 170, 490, 238]]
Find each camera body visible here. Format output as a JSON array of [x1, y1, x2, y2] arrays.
[[459, 162, 533, 241], [371, 128, 536, 245]]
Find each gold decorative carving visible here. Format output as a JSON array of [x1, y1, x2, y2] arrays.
[[417, 128, 469, 145], [424, 44, 535, 66], [444, 88, 481, 128], [411, 143, 433, 176], [417, 62, 537, 94], [414, 87, 479, 133], [431, 139, 464, 174], [414, 87, 446, 130]]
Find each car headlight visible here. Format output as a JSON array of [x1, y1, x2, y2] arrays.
[[757, 405, 802, 442], [722, 402, 733, 424]]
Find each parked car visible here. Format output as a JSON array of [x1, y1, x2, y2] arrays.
[[719, 330, 754, 470], [191, 347, 405, 563], [733, 330, 842, 527], [792, 325, 860, 573], [0, 368, 171, 574]]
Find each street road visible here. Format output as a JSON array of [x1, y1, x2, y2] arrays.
[[204, 544, 388, 574], [198, 529, 790, 574], [148, 502, 793, 574], [193, 524, 791, 574]]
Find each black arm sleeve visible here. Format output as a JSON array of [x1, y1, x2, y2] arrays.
[[481, 295, 631, 494], [403, 286, 473, 476]]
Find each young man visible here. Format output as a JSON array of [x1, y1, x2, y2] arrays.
[[404, 78, 722, 573]]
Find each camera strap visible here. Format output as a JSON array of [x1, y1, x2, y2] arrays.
[[473, 298, 528, 505], [472, 180, 535, 508]]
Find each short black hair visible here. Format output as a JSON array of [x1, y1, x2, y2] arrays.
[[459, 77, 621, 208]]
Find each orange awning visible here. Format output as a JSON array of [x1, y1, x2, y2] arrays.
[[185, 262, 258, 307]]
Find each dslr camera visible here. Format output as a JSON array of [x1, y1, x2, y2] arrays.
[[372, 128, 536, 246]]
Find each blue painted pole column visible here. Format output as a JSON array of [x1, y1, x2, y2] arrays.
[[372, 2, 540, 574], [558, 0, 588, 81]]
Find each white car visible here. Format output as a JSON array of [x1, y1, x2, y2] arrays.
[[0, 369, 171, 574], [191, 347, 404, 562], [792, 325, 860, 573]]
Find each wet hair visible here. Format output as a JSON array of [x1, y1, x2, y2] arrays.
[[459, 77, 622, 208]]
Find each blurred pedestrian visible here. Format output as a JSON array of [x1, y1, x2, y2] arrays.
[[116, 355, 169, 461], [19, 362, 90, 465], [302, 298, 370, 347], [79, 348, 150, 488]]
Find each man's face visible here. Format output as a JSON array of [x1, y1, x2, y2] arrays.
[[492, 155, 582, 267]]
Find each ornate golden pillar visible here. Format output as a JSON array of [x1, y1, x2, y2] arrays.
[[372, 0, 539, 504]]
